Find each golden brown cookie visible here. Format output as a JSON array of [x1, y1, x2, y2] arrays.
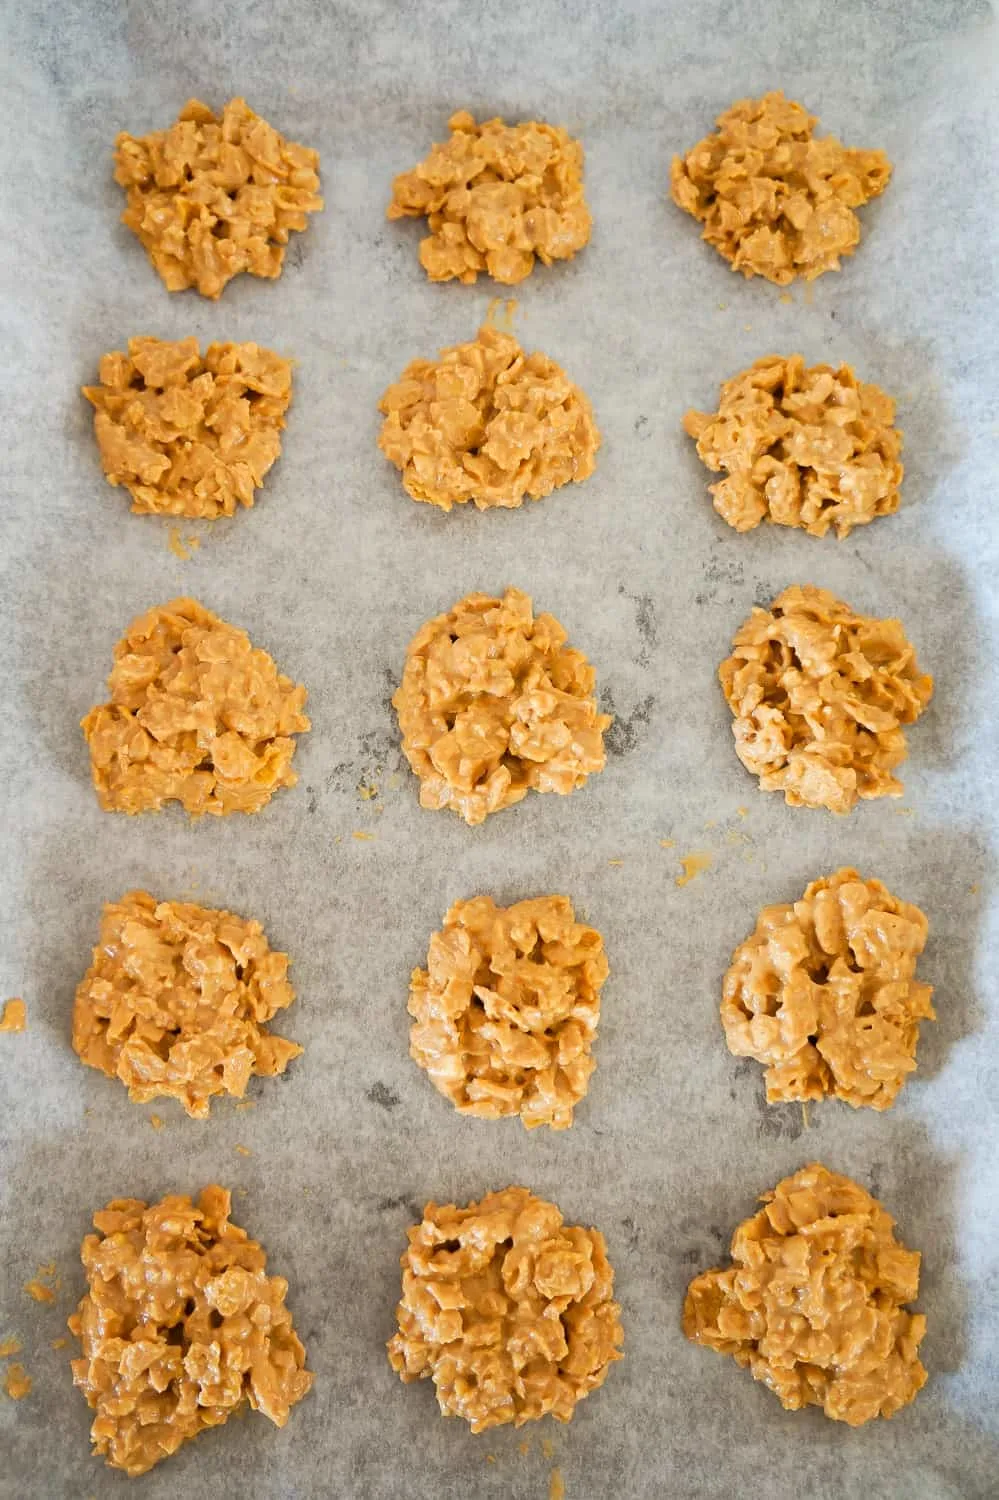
[[114, 98, 322, 298], [671, 92, 891, 284], [722, 869, 934, 1109], [719, 585, 933, 812], [388, 110, 591, 284], [392, 587, 611, 825], [409, 895, 608, 1128], [83, 337, 293, 518], [388, 1187, 623, 1430], [378, 324, 599, 511], [684, 1163, 927, 1425], [73, 891, 302, 1117], [69, 1186, 312, 1475], [81, 597, 310, 816], [684, 355, 902, 537]]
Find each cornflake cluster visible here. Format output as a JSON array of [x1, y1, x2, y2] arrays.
[[388, 111, 591, 284], [719, 585, 933, 813], [81, 597, 310, 817], [409, 895, 608, 1129], [684, 1163, 927, 1426], [378, 324, 600, 512], [388, 1187, 623, 1431], [69, 1186, 313, 1476], [722, 869, 934, 1110], [684, 355, 902, 538], [83, 336, 293, 519], [670, 91, 891, 284], [73, 891, 302, 1118], [393, 587, 611, 825], [114, 97, 322, 298]]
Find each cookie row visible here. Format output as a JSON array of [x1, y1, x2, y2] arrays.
[[66, 1159, 926, 1476]]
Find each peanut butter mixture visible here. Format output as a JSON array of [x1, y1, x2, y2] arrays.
[[82, 598, 310, 816], [378, 325, 600, 512], [83, 337, 293, 519], [684, 1163, 927, 1425], [392, 587, 611, 825], [671, 92, 891, 284], [409, 896, 608, 1130], [69, 1186, 313, 1476], [114, 98, 322, 298], [723, 869, 934, 1110], [719, 585, 933, 813], [684, 355, 902, 537], [388, 1187, 622, 1431], [388, 111, 591, 285], [73, 891, 302, 1118]]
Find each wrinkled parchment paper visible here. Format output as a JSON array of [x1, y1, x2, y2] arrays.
[[2, 2, 997, 1496]]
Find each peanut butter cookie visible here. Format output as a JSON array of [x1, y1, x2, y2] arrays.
[[684, 1163, 927, 1425], [719, 585, 932, 812], [83, 337, 293, 518], [378, 324, 599, 511], [684, 355, 902, 537], [114, 98, 322, 298], [392, 587, 611, 825], [671, 92, 891, 284], [69, 1186, 313, 1475], [723, 869, 934, 1109], [409, 895, 608, 1129], [388, 1187, 622, 1430], [388, 110, 591, 284], [73, 891, 302, 1117], [82, 598, 310, 816]]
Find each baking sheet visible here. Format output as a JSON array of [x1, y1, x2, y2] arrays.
[[2, 1, 998, 1495]]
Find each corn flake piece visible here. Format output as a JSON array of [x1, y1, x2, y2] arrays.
[[409, 896, 608, 1129], [684, 355, 902, 537], [69, 1186, 312, 1475], [379, 325, 599, 512], [389, 111, 591, 285], [723, 869, 934, 1109], [81, 598, 310, 817], [114, 98, 322, 298], [73, 891, 301, 1118], [393, 588, 611, 825], [83, 337, 292, 519], [671, 92, 891, 285], [684, 1163, 926, 1425], [719, 585, 932, 813], [388, 1187, 622, 1430]]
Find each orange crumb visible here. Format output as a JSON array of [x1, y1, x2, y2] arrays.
[[352, 830, 375, 841], [167, 527, 200, 561], [519, 1439, 531, 1456], [50, 1338, 68, 1351], [542, 1438, 555, 1460], [736, 806, 748, 817], [779, 292, 793, 304], [607, 859, 624, 867], [676, 852, 712, 887], [149, 1114, 164, 1130], [4, 1363, 31, 1400], [550, 1469, 566, 1500], [659, 838, 675, 849], [0, 1337, 22, 1358], [23, 1280, 55, 1304], [0, 999, 26, 1033], [234, 1144, 252, 1157]]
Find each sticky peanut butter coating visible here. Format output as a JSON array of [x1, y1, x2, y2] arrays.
[[388, 1187, 623, 1430], [671, 91, 891, 284], [69, 1186, 313, 1476], [684, 1163, 927, 1426]]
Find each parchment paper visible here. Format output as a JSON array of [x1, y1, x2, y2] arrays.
[[2, 2, 998, 1496]]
